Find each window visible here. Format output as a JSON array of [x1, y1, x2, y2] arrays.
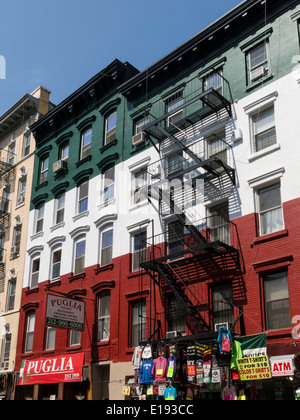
[[166, 92, 184, 127], [209, 202, 230, 244], [69, 330, 81, 347], [30, 257, 40, 288], [133, 168, 147, 205], [103, 168, 115, 204], [207, 131, 227, 164], [61, 143, 69, 161], [74, 238, 86, 275], [12, 224, 22, 255], [81, 128, 92, 160], [248, 42, 269, 83], [101, 228, 113, 266], [2, 186, 10, 215], [204, 71, 223, 95], [252, 106, 276, 153], [132, 230, 147, 272], [51, 249, 62, 281], [78, 181, 89, 214], [168, 220, 184, 257], [23, 132, 31, 157], [263, 271, 291, 330], [36, 203, 45, 233], [6, 279, 16, 312], [0, 333, 11, 370], [135, 115, 149, 134], [55, 193, 65, 224], [257, 183, 283, 236], [131, 301, 146, 348], [98, 293, 111, 341], [212, 284, 234, 330], [105, 111, 117, 145], [167, 153, 184, 175], [25, 312, 35, 353], [0, 234, 4, 263], [45, 327, 56, 351], [40, 156, 49, 184], [168, 295, 186, 335], [17, 176, 26, 206], [8, 143, 15, 166]]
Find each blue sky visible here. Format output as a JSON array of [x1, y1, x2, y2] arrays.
[[0, 0, 242, 115]]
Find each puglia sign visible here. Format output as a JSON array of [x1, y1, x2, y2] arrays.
[[45, 294, 85, 331]]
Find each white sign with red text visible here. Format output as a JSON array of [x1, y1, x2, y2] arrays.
[[271, 358, 295, 377]]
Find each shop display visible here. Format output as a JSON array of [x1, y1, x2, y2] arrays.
[[125, 330, 299, 401]]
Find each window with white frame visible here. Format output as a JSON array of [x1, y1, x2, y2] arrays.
[[204, 70, 223, 95], [39, 156, 49, 184], [103, 167, 115, 204], [61, 143, 69, 161], [45, 327, 56, 351], [248, 42, 269, 83], [78, 181, 89, 214], [207, 131, 227, 164], [135, 115, 149, 134], [30, 257, 40, 289], [131, 230, 147, 272], [74, 238, 86, 275], [23, 132, 31, 157], [69, 330, 81, 347], [133, 168, 147, 205], [105, 111, 117, 145], [80, 128, 92, 160], [12, 224, 22, 255], [8, 143, 15, 166], [100, 227, 113, 266], [25, 312, 35, 353], [51, 249, 62, 281], [252, 106, 276, 153], [55, 192, 65, 224], [166, 91, 184, 127], [36, 203, 45, 233], [98, 293, 111, 341], [6, 279, 16, 312], [0, 333, 11, 370], [17, 176, 26, 206], [257, 183, 284, 236], [131, 301, 146, 348]]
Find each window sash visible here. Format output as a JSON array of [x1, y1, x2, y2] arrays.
[[31, 259, 40, 288], [136, 115, 149, 134], [46, 327, 56, 350], [81, 129, 92, 159], [78, 182, 89, 213], [70, 330, 81, 346], [25, 313, 35, 353], [40, 157, 49, 183], [23, 133, 31, 157], [133, 169, 147, 204], [52, 250, 62, 280], [6, 279, 16, 312], [258, 184, 283, 235], [98, 294, 111, 341], [263, 272, 291, 330], [250, 43, 268, 70], [74, 240, 85, 274], [131, 302, 146, 348]]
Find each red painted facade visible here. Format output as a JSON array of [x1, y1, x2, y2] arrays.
[[15, 197, 300, 376]]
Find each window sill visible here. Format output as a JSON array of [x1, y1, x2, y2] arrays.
[[50, 221, 65, 232], [25, 286, 39, 296], [97, 198, 116, 211], [68, 272, 86, 282], [35, 181, 48, 192], [253, 229, 288, 245], [95, 340, 110, 348], [66, 345, 82, 352], [76, 155, 92, 168], [94, 263, 114, 275], [100, 139, 117, 154], [73, 210, 89, 222], [245, 73, 274, 92], [30, 231, 44, 241], [248, 143, 280, 162], [15, 202, 25, 210]]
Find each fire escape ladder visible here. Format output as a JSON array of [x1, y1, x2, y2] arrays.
[[155, 262, 210, 333]]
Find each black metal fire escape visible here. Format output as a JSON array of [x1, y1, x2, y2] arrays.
[[139, 74, 244, 337]]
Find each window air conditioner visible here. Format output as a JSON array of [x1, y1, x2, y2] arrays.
[[166, 330, 178, 339], [250, 65, 267, 82], [53, 160, 67, 173], [132, 132, 145, 147], [149, 163, 161, 178], [214, 322, 229, 332]]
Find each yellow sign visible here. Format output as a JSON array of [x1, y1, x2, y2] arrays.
[[237, 356, 272, 381]]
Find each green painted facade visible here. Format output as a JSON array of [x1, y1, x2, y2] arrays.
[[30, 0, 300, 210]]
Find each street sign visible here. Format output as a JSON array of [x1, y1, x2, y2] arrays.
[[45, 294, 85, 331]]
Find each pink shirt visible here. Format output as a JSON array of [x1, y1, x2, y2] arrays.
[[151, 357, 167, 381]]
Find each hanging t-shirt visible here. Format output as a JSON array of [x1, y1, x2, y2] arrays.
[[142, 344, 153, 360], [164, 386, 177, 401], [166, 356, 177, 381], [139, 360, 154, 384], [132, 345, 144, 370], [151, 357, 167, 381]]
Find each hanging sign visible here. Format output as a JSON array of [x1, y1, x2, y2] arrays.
[[237, 355, 272, 381], [45, 294, 85, 331], [19, 352, 84, 385], [270, 356, 295, 377]]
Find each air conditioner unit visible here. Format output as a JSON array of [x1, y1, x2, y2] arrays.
[[53, 159, 67, 173], [250, 65, 267, 82], [17, 195, 25, 205], [149, 163, 161, 178], [166, 331, 178, 339], [232, 128, 243, 143], [132, 132, 145, 147], [214, 322, 229, 332]]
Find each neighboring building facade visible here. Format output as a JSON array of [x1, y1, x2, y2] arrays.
[[14, 0, 300, 400], [0, 86, 52, 400]]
